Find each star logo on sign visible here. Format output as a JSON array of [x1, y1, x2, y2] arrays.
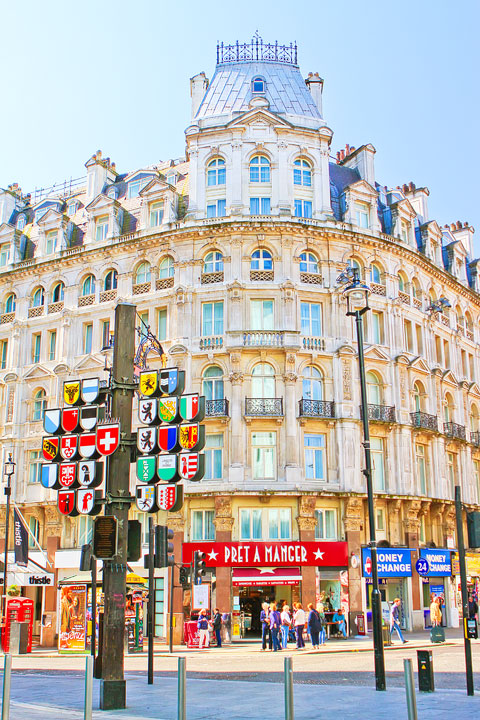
[[314, 549, 325, 560], [208, 549, 218, 561]]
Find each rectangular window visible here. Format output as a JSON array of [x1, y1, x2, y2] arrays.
[[447, 452, 455, 495], [139, 311, 149, 340], [204, 434, 223, 480], [415, 324, 423, 355], [33, 333, 41, 363], [474, 460, 480, 504], [314, 509, 337, 540], [294, 199, 312, 218], [416, 444, 427, 495], [268, 508, 291, 540], [401, 221, 410, 243], [78, 516, 94, 546], [0, 245, 9, 266], [95, 216, 109, 242], [304, 433, 327, 481], [250, 198, 271, 215], [252, 432, 276, 480], [371, 437, 385, 491], [28, 517, 40, 549], [301, 302, 322, 336], [371, 311, 383, 344], [191, 510, 215, 541], [207, 200, 226, 218], [28, 450, 42, 484], [240, 509, 263, 540], [48, 331, 56, 361], [404, 319, 413, 352], [435, 336, 442, 365], [0, 340, 7, 369], [462, 350, 467, 378], [128, 180, 144, 198], [250, 300, 274, 330], [45, 231, 57, 254], [443, 340, 450, 369], [376, 508, 385, 531], [469, 354, 475, 381], [84, 324, 93, 354], [355, 202, 369, 228], [150, 201, 164, 227], [158, 309, 167, 341], [102, 321, 111, 350], [202, 302, 223, 336]]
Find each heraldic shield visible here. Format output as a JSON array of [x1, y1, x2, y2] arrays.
[[178, 452, 205, 482], [78, 460, 104, 488], [63, 380, 81, 406], [43, 409, 61, 435], [80, 405, 99, 431], [41, 463, 60, 490], [60, 435, 79, 461], [96, 424, 120, 456], [139, 371, 158, 397], [62, 408, 80, 434], [42, 436, 59, 462], [158, 425, 179, 452], [179, 394, 205, 423], [81, 377, 101, 404], [78, 432, 98, 459], [137, 427, 158, 455], [77, 488, 102, 515], [157, 454, 179, 483], [136, 485, 158, 513], [158, 396, 179, 424], [138, 398, 158, 425], [136, 456, 157, 484], [159, 368, 185, 397], [58, 463, 78, 489], [158, 484, 183, 512], [58, 490, 79, 516], [178, 423, 205, 452]]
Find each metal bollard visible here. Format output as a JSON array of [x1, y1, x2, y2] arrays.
[[177, 656, 186, 720], [284, 656, 294, 720], [1, 654, 12, 720], [404, 658, 418, 720], [84, 655, 94, 720]]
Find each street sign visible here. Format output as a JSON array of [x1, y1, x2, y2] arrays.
[[415, 558, 429, 576], [93, 516, 118, 559]]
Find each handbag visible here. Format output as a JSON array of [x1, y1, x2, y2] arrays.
[[430, 624, 445, 643]]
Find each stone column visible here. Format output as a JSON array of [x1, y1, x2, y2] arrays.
[[230, 139, 243, 213], [168, 512, 185, 644], [344, 497, 364, 628], [229, 371, 244, 483], [297, 497, 317, 606], [284, 367, 299, 482], [213, 497, 234, 615]]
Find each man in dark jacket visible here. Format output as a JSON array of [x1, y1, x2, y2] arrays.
[[212, 608, 222, 647], [269, 602, 281, 651], [468, 594, 478, 620]]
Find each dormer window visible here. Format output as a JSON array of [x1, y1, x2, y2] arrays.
[[252, 76, 265, 93], [150, 201, 164, 227], [35, 207, 49, 223], [17, 215, 26, 231], [46, 230, 57, 255], [166, 173, 176, 185], [95, 215, 109, 242], [354, 202, 369, 229], [67, 201, 78, 216], [0, 245, 9, 267], [128, 179, 148, 199]]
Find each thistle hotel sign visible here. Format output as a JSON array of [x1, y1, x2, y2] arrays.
[[362, 548, 412, 578], [183, 541, 348, 567]]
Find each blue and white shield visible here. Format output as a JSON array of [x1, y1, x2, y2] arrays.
[[82, 377, 100, 404], [44, 409, 61, 435], [159, 368, 185, 396], [41, 463, 59, 489]]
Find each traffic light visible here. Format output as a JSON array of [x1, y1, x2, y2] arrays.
[[179, 566, 191, 588], [193, 550, 206, 585], [155, 525, 174, 568]]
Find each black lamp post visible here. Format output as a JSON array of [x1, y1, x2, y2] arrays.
[[342, 268, 386, 691], [3, 454, 15, 618]]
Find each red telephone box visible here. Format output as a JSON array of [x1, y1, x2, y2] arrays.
[[2, 597, 34, 653]]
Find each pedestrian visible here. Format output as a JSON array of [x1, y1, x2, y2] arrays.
[[293, 602, 306, 649], [389, 598, 407, 644], [307, 603, 321, 649], [197, 609, 210, 649], [222, 611, 232, 643], [430, 596, 442, 627], [269, 602, 281, 651], [260, 601, 272, 651], [280, 604, 291, 649], [332, 607, 348, 638], [212, 608, 222, 647], [317, 602, 326, 645], [468, 594, 478, 620]]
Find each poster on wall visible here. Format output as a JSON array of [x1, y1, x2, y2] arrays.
[[192, 583, 210, 612], [59, 584, 87, 652]]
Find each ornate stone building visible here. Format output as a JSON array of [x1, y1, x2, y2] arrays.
[[0, 36, 478, 643]]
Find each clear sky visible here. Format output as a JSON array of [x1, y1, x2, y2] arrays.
[[1, 1, 479, 248]]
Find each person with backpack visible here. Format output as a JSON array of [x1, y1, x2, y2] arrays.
[[307, 603, 322, 649]]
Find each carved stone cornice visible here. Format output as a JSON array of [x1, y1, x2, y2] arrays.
[[215, 496, 233, 518], [297, 516, 317, 532]]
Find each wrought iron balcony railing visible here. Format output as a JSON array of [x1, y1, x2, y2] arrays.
[[444, 422, 466, 441], [366, 404, 396, 422], [217, 37, 297, 66], [470, 431, 480, 447], [299, 399, 335, 419], [205, 399, 229, 417], [410, 411, 438, 432], [245, 398, 283, 417]]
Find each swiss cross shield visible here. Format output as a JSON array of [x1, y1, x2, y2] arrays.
[[58, 490, 78, 516], [178, 452, 205, 481], [136, 456, 157, 484], [62, 408, 80, 433], [60, 435, 79, 460], [64, 380, 81, 406], [159, 368, 185, 396], [42, 437, 59, 462], [78, 432, 98, 458], [156, 484, 178, 511], [81, 377, 100, 404], [77, 488, 102, 515], [43, 409, 61, 435], [179, 423, 205, 451], [158, 397, 179, 424], [80, 405, 98, 431], [58, 462, 78, 489], [138, 399, 158, 425], [158, 425, 179, 452], [78, 460, 103, 488], [136, 485, 158, 513], [41, 463, 59, 489], [157, 454, 179, 483], [179, 394, 205, 422], [139, 371, 158, 397], [137, 428, 157, 455], [96, 423, 120, 456]]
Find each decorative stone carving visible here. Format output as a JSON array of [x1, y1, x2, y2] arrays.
[[400, 368, 407, 404], [168, 512, 185, 533], [403, 499, 422, 533], [214, 516, 235, 532], [443, 505, 456, 533], [215, 496, 232, 518], [344, 496, 363, 532], [297, 516, 317, 532], [342, 359, 352, 401], [299, 496, 316, 517], [283, 372, 298, 384], [6, 385, 15, 423], [286, 354, 296, 366], [229, 372, 244, 385]]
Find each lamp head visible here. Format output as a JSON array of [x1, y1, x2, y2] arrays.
[[4, 453, 15, 477], [343, 277, 370, 314]]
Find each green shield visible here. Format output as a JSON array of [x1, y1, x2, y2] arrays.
[[136, 456, 156, 484]]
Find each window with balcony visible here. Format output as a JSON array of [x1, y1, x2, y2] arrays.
[[95, 215, 109, 242], [294, 199, 312, 218], [314, 509, 337, 540], [28, 450, 42, 484], [33, 388, 46, 421], [304, 434, 327, 481], [252, 363, 275, 398], [250, 300, 273, 330], [293, 159, 312, 187], [203, 366, 224, 401], [202, 302, 223, 337], [251, 249, 273, 272], [149, 201, 164, 227], [204, 434, 223, 480], [135, 262, 151, 284], [206, 199, 226, 218], [0, 340, 7, 370], [252, 432, 276, 480], [52, 282, 64, 303], [159, 256, 174, 279], [250, 197, 271, 215], [299, 252, 319, 275], [32, 287, 45, 307], [302, 366, 323, 401], [366, 371, 382, 405], [104, 270, 117, 291], [249, 156, 270, 183], [371, 437, 385, 491], [191, 510, 215, 541], [82, 275, 96, 296], [5, 293, 15, 313], [301, 302, 322, 336], [203, 251, 223, 274], [207, 158, 226, 186]]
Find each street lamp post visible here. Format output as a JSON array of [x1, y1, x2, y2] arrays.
[[3, 454, 15, 619], [342, 268, 386, 691]]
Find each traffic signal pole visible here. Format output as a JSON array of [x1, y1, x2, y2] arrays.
[[148, 517, 155, 685], [100, 303, 136, 711], [454, 485, 474, 696]]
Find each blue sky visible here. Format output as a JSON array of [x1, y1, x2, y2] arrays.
[[1, 1, 479, 248]]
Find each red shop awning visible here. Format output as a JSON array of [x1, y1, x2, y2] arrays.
[[232, 567, 302, 586]]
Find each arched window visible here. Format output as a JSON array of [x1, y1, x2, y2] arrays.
[[252, 363, 275, 398], [398, 273, 407, 293], [293, 159, 312, 187], [52, 282, 65, 303], [203, 252, 223, 274], [412, 278, 420, 298], [444, 393, 454, 424], [366, 371, 382, 405], [465, 311, 474, 333], [33, 389, 46, 421], [371, 263, 382, 284], [302, 366, 323, 401], [207, 158, 226, 187], [32, 287, 44, 307], [159, 256, 174, 279], [249, 156, 270, 183], [5, 293, 16, 313], [299, 252, 319, 274], [470, 404, 479, 432], [413, 381, 425, 412], [202, 366, 224, 401], [252, 76, 265, 93], [251, 249, 272, 271], [104, 270, 118, 291], [17, 215, 26, 231], [135, 262, 151, 284], [82, 275, 96, 296]]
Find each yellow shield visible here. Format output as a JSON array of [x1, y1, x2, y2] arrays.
[[179, 423, 199, 450], [64, 381, 80, 406], [140, 371, 158, 397]]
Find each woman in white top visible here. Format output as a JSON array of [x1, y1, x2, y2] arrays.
[[280, 605, 291, 649], [293, 602, 306, 649]]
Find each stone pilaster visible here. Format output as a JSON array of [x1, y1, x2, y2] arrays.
[[168, 512, 185, 644], [297, 496, 317, 607], [213, 496, 234, 614], [344, 497, 364, 620]]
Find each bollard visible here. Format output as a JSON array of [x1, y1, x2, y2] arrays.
[[1, 654, 12, 720], [284, 656, 294, 720], [84, 655, 94, 720], [404, 658, 418, 720], [177, 656, 186, 720]]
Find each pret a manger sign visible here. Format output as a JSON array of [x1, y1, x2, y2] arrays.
[[182, 541, 348, 567]]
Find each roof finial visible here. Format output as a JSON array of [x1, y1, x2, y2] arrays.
[[253, 30, 261, 41]]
